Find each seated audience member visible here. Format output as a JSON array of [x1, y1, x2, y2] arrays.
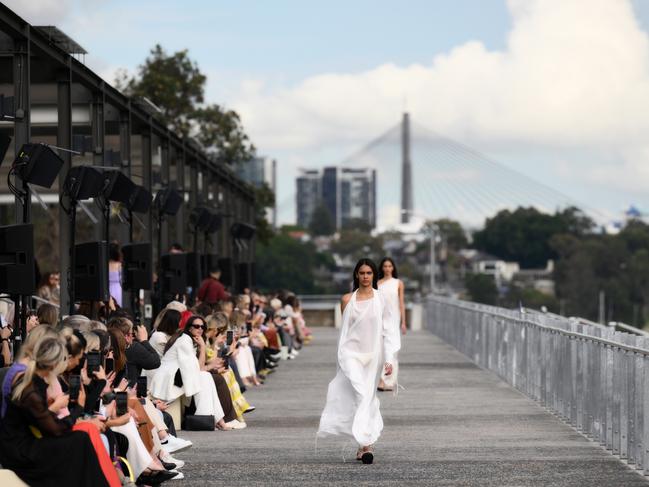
[[230, 309, 261, 387], [149, 309, 182, 358], [36, 303, 58, 326], [150, 315, 232, 430], [206, 313, 253, 420], [0, 336, 120, 486], [107, 316, 160, 385]]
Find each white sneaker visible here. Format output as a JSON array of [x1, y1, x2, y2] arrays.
[[160, 449, 185, 469], [280, 346, 289, 360], [289, 351, 298, 359], [292, 349, 300, 356], [225, 419, 247, 429], [162, 435, 193, 453], [170, 470, 184, 480]]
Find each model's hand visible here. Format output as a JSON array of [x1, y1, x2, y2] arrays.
[[401, 323, 407, 335], [384, 363, 393, 376]]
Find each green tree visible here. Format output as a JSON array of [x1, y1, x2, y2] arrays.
[[331, 229, 384, 263], [473, 206, 594, 268], [117, 44, 205, 136], [465, 273, 498, 305], [308, 203, 335, 237], [117, 45, 255, 164], [255, 234, 325, 293], [433, 218, 468, 251]]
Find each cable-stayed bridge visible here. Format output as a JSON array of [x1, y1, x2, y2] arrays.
[[280, 113, 602, 228]]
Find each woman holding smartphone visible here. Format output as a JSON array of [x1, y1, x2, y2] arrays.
[[317, 258, 400, 464]]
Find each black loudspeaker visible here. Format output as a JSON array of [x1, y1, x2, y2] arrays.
[[122, 243, 152, 290], [189, 207, 212, 230], [14, 143, 64, 188], [160, 253, 187, 295], [128, 186, 152, 214], [0, 133, 10, 163], [185, 252, 201, 288], [231, 222, 256, 240], [154, 188, 182, 216], [74, 241, 109, 301], [103, 171, 136, 204], [236, 263, 251, 291], [64, 166, 105, 201], [217, 258, 233, 287], [0, 224, 35, 295]]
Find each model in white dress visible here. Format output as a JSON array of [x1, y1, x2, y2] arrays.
[[378, 277, 402, 388], [317, 287, 400, 458]]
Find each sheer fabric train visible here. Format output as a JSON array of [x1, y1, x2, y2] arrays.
[[317, 288, 400, 446]]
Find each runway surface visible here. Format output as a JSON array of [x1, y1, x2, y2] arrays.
[[175, 327, 648, 486]]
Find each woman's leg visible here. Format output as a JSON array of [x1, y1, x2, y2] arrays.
[[211, 371, 238, 422], [193, 371, 225, 422]]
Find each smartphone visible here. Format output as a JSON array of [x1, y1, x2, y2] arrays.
[[218, 346, 229, 369], [69, 375, 81, 402], [136, 376, 147, 399], [115, 391, 128, 416], [86, 351, 101, 375], [226, 330, 234, 346], [104, 357, 114, 374]]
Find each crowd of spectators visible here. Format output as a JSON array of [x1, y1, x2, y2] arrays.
[[0, 261, 313, 486]]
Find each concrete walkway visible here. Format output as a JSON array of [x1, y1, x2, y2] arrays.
[[175, 328, 648, 486]]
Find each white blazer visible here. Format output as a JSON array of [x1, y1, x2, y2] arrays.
[[150, 333, 201, 402]]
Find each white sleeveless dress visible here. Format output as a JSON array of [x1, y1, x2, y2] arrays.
[[378, 278, 401, 387], [317, 289, 400, 446]]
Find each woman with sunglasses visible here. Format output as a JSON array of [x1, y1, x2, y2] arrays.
[[151, 315, 231, 430]]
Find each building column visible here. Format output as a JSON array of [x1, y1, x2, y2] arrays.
[[57, 66, 72, 316]]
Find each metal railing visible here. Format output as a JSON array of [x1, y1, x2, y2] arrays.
[[425, 295, 649, 475]]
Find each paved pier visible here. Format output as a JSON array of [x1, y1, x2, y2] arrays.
[[176, 328, 648, 486]]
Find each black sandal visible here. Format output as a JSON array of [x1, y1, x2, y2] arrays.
[[361, 451, 374, 464]]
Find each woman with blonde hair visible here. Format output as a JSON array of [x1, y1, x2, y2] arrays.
[[0, 336, 120, 486]]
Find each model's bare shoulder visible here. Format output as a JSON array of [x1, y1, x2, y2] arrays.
[[341, 293, 352, 312]]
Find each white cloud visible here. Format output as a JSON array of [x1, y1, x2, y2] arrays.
[[223, 0, 649, 224], [2, 0, 75, 25]]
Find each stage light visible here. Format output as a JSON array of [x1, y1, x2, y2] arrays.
[[103, 170, 136, 205], [63, 165, 105, 201]]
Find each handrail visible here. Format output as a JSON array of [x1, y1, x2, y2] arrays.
[[425, 295, 649, 474]]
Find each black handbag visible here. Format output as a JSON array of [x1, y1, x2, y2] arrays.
[[183, 414, 215, 431]]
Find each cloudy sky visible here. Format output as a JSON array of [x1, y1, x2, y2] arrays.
[[5, 0, 649, 227]]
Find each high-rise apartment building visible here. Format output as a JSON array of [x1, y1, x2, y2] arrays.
[[236, 156, 277, 229], [296, 166, 376, 230]]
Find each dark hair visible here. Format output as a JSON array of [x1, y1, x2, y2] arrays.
[[109, 242, 121, 262], [108, 328, 127, 373], [378, 257, 399, 279], [107, 316, 133, 337], [164, 315, 206, 354], [170, 242, 184, 252], [157, 309, 181, 336], [36, 303, 58, 326], [208, 265, 221, 275], [284, 295, 298, 308], [352, 258, 378, 291], [193, 302, 213, 318]]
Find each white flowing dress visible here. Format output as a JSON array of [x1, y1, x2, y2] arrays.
[[317, 288, 400, 446], [378, 277, 401, 387]]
